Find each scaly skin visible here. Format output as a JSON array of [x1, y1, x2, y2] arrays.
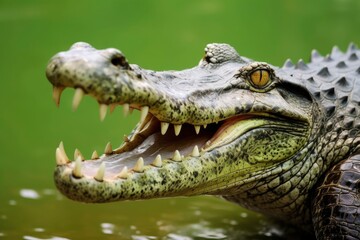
[[46, 42, 360, 239]]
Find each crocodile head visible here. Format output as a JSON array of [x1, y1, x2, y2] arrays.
[[46, 42, 313, 206]]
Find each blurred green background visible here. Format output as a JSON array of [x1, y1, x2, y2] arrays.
[[0, 0, 359, 239]]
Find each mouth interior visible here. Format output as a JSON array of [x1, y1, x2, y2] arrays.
[[79, 116, 220, 178], [55, 87, 268, 181]]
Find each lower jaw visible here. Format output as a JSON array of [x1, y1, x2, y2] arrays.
[[66, 114, 270, 180]]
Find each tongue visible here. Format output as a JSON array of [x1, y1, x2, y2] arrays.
[[203, 116, 268, 151]]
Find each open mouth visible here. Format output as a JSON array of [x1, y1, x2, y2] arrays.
[[53, 87, 268, 182]]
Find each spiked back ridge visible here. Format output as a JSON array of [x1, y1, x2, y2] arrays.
[[281, 43, 359, 125]]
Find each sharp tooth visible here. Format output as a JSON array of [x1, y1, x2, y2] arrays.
[[91, 150, 99, 159], [133, 157, 144, 172], [123, 103, 130, 116], [161, 122, 169, 135], [59, 141, 65, 151], [55, 148, 68, 165], [58, 141, 69, 162], [104, 142, 112, 155], [73, 156, 83, 178], [204, 140, 212, 149], [74, 148, 84, 160], [140, 106, 149, 123], [109, 103, 117, 113], [94, 162, 105, 181], [203, 124, 208, 129], [191, 145, 200, 157], [174, 124, 182, 136], [194, 126, 201, 134], [172, 150, 182, 161], [99, 104, 108, 121], [117, 166, 128, 179], [52, 86, 64, 107], [151, 154, 162, 167], [72, 88, 84, 111]]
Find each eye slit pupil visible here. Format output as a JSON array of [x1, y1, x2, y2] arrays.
[[250, 69, 270, 88], [259, 70, 263, 83]]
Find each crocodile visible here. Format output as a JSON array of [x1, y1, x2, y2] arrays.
[[45, 42, 360, 239]]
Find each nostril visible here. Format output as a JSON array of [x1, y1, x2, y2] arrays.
[[110, 55, 130, 69], [111, 56, 123, 66]]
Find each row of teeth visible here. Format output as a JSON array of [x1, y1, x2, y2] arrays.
[[53, 87, 208, 136], [55, 141, 201, 181], [53, 87, 207, 181]]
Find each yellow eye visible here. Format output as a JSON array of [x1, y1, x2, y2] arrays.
[[250, 69, 270, 88]]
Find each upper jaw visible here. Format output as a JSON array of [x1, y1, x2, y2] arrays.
[[46, 42, 309, 128], [46, 42, 244, 125]]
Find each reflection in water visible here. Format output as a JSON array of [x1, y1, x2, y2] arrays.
[[19, 189, 40, 200], [24, 236, 70, 240], [101, 222, 115, 235], [166, 220, 228, 239], [0, 187, 309, 240]]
